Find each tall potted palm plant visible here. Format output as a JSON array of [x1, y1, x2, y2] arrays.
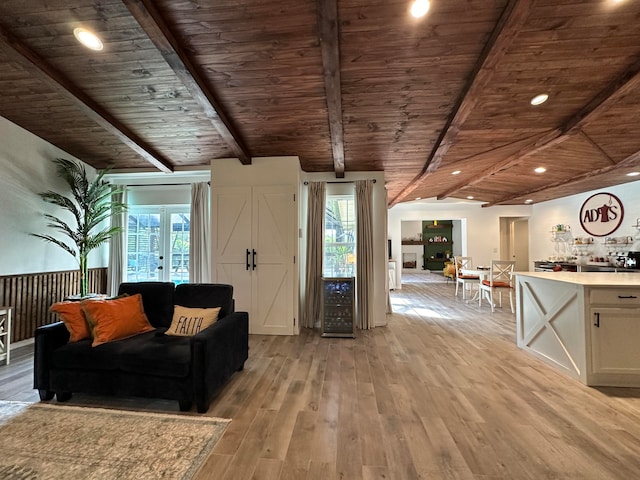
[[31, 158, 126, 297]]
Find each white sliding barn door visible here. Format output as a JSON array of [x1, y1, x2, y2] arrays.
[[212, 185, 296, 335], [212, 186, 252, 320], [252, 186, 295, 335]]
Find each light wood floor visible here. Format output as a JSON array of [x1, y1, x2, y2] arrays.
[[3, 271, 640, 479]]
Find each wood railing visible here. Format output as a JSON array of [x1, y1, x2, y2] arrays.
[[0, 268, 107, 343]]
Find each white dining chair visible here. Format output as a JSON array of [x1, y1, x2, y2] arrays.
[[454, 256, 480, 300], [479, 260, 515, 312]]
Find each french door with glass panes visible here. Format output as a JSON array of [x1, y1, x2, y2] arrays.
[[126, 206, 190, 284]]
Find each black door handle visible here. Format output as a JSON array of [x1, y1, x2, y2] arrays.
[[252, 249, 257, 270], [594, 312, 600, 328], [246, 249, 251, 270]]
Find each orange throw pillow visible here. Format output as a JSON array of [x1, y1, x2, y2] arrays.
[[50, 301, 91, 342], [81, 294, 154, 347]]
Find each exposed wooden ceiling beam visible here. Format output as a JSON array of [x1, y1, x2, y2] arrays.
[[439, 132, 544, 171], [388, 0, 534, 206], [317, 0, 345, 178], [405, 133, 542, 199], [123, 0, 252, 165], [0, 24, 174, 173], [439, 55, 640, 200], [566, 56, 640, 130], [579, 131, 617, 166], [436, 128, 567, 200], [482, 148, 640, 207]]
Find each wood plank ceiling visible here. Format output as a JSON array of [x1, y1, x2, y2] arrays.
[[0, 0, 639, 206]]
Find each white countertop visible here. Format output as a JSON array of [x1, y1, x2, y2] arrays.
[[516, 271, 640, 286]]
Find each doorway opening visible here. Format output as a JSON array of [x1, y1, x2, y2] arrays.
[[500, 216, 530, 271], [400, 219, 462, 284]]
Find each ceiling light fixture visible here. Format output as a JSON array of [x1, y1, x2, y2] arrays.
[[530, 93, 549, 106], [410, 0, 430, 18], [467, 196, 474, 200], [627, 171, 640, 177], [534, 167, 546, 173], [451, 170, 461, 175], [73, 28, 103, 51], [415, 197, 422, 200], [525, 199, 533, 204]]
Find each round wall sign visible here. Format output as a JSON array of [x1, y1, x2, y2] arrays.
[[579, 192, 624, 237]]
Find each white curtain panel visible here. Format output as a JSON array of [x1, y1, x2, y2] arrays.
[[303, 181, 325, 329], [384, 187, 392, 315], [355, 179, 374, 329], [107, 187, 126, 296], [189, 182, 210, 283]]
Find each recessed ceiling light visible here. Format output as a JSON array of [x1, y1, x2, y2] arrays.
[[415, 197, 422, 200], [534, 167, 546, 173], [410, 0, 430, 18], [452, 170, 461, 175], [525, 199, 533, 204], [530, 93, 549, 106], [626, 171, 640, 177], [73, 28, 103, 51], [467, 196, 474, 200]]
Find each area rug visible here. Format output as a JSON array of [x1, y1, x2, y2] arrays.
[[0, 401, 230, 480]]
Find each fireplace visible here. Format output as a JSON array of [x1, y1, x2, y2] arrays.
[[403, 252, 417, 269]]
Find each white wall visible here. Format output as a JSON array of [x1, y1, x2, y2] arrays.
[[211, 156, 301, 187], [0, 116, 106, 275], [389, 200, 532, 288], [401, 220, 422, 239], [529, 181, 640, 264], [107, 169, 210, 206]]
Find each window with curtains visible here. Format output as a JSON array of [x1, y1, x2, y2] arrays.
[[125, 206, 190, 284], [323, 194, 356, 277]]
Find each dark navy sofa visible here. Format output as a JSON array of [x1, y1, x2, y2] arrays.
[[34, 282, 249, 413]]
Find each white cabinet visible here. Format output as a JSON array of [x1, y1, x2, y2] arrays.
[[516, 273, 640, 387], [212, 185, 297, 335], [589, 288, 640, 384]]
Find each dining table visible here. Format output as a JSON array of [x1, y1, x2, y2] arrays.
[[460, 267, 492, 305]]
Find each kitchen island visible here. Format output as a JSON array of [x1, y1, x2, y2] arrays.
[[516, 272, 640, 387]]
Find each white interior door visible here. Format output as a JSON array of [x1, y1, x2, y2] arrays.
[[252, 186, 295, 335], [512, 219, 530, 271], [212, 187, 252, 314], [212, 185, 296, 335]]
